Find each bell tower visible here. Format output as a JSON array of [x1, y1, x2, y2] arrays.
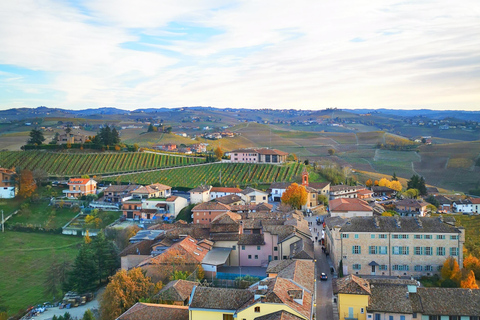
[[302, 167, 309, 187]]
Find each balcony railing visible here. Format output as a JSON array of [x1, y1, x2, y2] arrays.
[[344, 313, 358, 320]]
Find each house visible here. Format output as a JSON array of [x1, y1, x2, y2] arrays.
[[371, 186, 396, 198], [191, 143, 207, 153], [189, 185, 212, 204], [0, 168, 16, 199], [453, 198, 480, 214], [330, 185, 365, 200], [329, 198, 373, 218], [395, 199, 429, 216], [120, 239, 156, 270], [215, 194, 244, 206], [152, 279, 198, 305], [324, 216, 465, 277], [140, 196, 188, 219], [192, 202, 231, 224], [434, 195, 453, 213], [56, 132, 87, 145], [104, 184, 140, 203], [308, 182, 330, 197], [333, 275, 480, 320], [230, 148, 289, 164], [210, 187, 242, 200], [240, 187, 269, 204], [63, 178, 97, 198], [269, 182, 291, 202], [131, 183, 172, 199], [116, 303, 188, 320], [357, 189, 373, 200]]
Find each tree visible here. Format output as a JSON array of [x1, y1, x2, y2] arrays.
[[426, 204, 437, 214], [18, 169, 37, 198], [28, 128, 45, 145], [91, 232, 120, 285], [287, 153, 298, 161], [327, 148, 336, 156], [82, 309, 95, 320], [407, 174, 427, 196], [463, 255, 480, 279], [317, 194, 329, 206], [460, 270, 479, 289], [84, 230, 92, 244], [389, 180, 403, 192], [374, 180, 379, 186], [392, 172, 398, 181], [66, 245, 98, 293], [133, 143, 139, 152], [99, 268, 155, 320], [214, 147, 223, 161], [147, 123, 155, 132], [197, 265, 205, 281], [378, 178, 390, 187], [365, 179, 373, 188], [441, 257, 461, 284], [404, 188, 419, 199], [425, 195, 440, 208], [65, 126, 72, 134], [33, 168, 48, 187], [281, 183, 308, 209]]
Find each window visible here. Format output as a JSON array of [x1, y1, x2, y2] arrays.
[[360, 308, 364, 314], [242, 245, 245, 250], [342, 234, 349, 238], [379, 246, 388, 255], [274, 246, 278, 251], [255, 255, 258, 259], [223, 315, 234, 320], [283, 256, 287, 259], [414, 247, 423, 255], [414, 235, 422, 239], [424, 234, 432, 239], [248, 255, 252, 259], [232, 245, 236, 250], [355, 234, 359, 239], [379, 265, 388, 271], [389, 316, 393, 320], [425, 247, 433, 255], [371, 234, 375, 239], [437, 235, 445, 240], [369, 246, 377, 254], [254, 307, 260, 313], [353, 264, 361, 270], [414, 265, 423, 271], [379, 234, 387, 239], [257, 246, 261, 250], [437, 247, 445, 256], [375, 314, 381, 320], [352, 245, 361, 254], [425, 265, 433, 272], [413, 313, 417, 319], [450, 235, 458, 240], [274, 256, 278, 260], [393, 265, 409, 271], [450, 247, 458, 256], [401, 316, 406, 320], [392, 246, 409, 255]]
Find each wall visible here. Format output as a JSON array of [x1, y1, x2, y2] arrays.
[[190, 309, 235, 320], [0, 187, 15, 199], [236, 302, 307, 320], [213, 241, 239, 266], [338, 293, 369, 320]]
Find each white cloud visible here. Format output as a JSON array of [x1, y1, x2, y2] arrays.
[[0, 0, 478, 110]]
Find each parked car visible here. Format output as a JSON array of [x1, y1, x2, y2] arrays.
[[320, 272, 328, 281]]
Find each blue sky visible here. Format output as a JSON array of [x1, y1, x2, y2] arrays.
[[0, 0, 479, 110]]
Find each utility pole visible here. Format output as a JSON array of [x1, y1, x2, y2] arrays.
[[1, 210, 4, 233]]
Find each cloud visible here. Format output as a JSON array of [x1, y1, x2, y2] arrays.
[[0, 0, 478, 110]]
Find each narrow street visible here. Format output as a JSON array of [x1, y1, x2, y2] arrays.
[[306, 215, 335, 320]]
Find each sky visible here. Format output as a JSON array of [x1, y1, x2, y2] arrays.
[[0, 0, 479, 111]]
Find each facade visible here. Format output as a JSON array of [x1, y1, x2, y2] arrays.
[[122, 195, 188, 220], [63, 178, 97, 198], [371, 186, 396, 198], [324, 216, 465, 278], [329, 198, 373, 218], [0, 168, 16, 199], [104, 184, 140, 203], [230, 148, 288, 164], [209, 187, 242, 200], [453, 198, 480, 214], [56, 132, 87, 145], [189, 185, 212, 204], [269, 182, 291, 202], [192, 202, 231, 224], [395, 199, 429, 216], [131, 183, 171, 199], [330, 185, 365, 200], [240, 187, 269, 204]]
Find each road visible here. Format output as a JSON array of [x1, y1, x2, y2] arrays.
[[306, 215, 335, 320]]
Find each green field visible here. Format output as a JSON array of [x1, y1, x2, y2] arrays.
[[107, 162, 304, 188], [0, 151, 204, 177], [0, 232, 82, 315], [445, 214, 480, 255]]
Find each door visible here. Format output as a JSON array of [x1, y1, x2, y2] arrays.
[[348, 307, 354, 319], [371, 265, 376, 275]]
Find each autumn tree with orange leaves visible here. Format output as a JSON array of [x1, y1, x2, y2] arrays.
[[18, 169, 37, 198], [460, 270, 479, 289], [100, 268, 155, 320], [281, 183, 308, 210], [464, 255, 480, 280]]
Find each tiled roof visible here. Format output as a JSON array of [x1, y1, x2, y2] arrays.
[[209, 233, 240, 241], [192, 201, 230, 211], [417, 287, 480, 315], [211, 187, 242, 193], [242, 219, 263, 229], [327, 216, 461, 234], [152, 280, 198, 303], [104, 184, 140, 193], [276, 260, 315, 292], [117, 303, 188, 320], [333, 274, 371, 295], [329, 198, 373, 212], [241, 187, 268, 195], [68, 178, 91, 185], [308, 182, 330, 190], [470, 198, 480, 204], [211, 211, 242, 223], [372, 186, 395, 192], [263, 225, 295, 242], [215, 194, 243, 205], [120, 240, 154, 257], [357, 189, 373, 195], [269, 182, 291, 189], [238, 234, 265, 245], [255, 203, 273, 211], [434, 195, 452, 205], [396, 198, 429, 208], [368, 283, 415, 313], [289, 235, 314, 260], [254, 310, 304, 320], [230, 148, 288, 156], [189, 185, 212, 193], [190, 287, 254, 310]]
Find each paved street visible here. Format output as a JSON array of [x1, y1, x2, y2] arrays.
[[306, 215, 335, 320]]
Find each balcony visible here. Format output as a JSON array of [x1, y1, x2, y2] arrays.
[[344, 313, 358, 320]]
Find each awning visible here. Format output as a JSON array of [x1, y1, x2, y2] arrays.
[[202, 247, 232, 266], [369, 261, 380, 266]]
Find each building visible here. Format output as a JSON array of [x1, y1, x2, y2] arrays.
[[192, 202, 231, 224], [240, 187, 269, 204], [324, 216, 465, 277], [330, 185, 366, 200], [453, 198, 480, 214], [104, 184, 140, 203], [0, 168, 16, 199], [269, 182, 292, 202], [122, 195, 188, 220], [210, 187, 242, 200], [56, 132, 87, 145], [395, 199, 429, 216], [116, 303, 188, 320], [189, 185, 212, 204], [152, 279, 198, 305], [371, 186, 397, 198], [329, 198, 373, 218], [63, 178, 97, 198], [131, 183, 172, 199], [333, 275, 480, 320], [230, 148, 289, 164]]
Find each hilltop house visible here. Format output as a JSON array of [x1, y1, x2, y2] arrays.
[[0, 168, 16, 199], [209, 187, 242, 200], [230, 148, 289, 164], [56, 132, 87, 145], [453, 198, 480, 214], [63, 178, 97, 198], [330, 185, 366, 200], [122, 195, 187, 221]]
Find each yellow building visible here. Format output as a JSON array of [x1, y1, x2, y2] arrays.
[[333, 275, 370, 320]]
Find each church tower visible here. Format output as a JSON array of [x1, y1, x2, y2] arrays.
[[302, 167, 309, 187]]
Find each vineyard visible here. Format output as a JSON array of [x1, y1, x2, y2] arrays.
[[0, 151, 204, 176], [107, 162, 304, 189]]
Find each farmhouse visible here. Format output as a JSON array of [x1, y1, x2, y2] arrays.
[[56, 132, 87, 145], [63, 178, 97, 198], [230, 148, 288, 164], [0, 167, 16, 199]]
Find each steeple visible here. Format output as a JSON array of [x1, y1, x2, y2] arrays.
[[302, 167, 309, 187]]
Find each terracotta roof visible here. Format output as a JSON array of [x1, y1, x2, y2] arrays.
[[326, 216, 461, 234], [255, 203, 273, 211], [276, 260, 315, 292], [211, 211, 242, 223], [211, 187, 242, 193], [215, 194, 243, 205], [209, 233, 240, 241], [289, 235, 314, 260], [120, 240, 154, 257], [357, 189, 373, 195], [153, 280, 198, 303], [256, 148, 288, 156], [104, 184, 140, 193], [368, 283, 416, 313], [238, 234, 265, 245], [329, 198, 373, 212], [333, 274, 371, 295], [190, 287, 254, 310], [396, 198, 429, 208], [241, 187, 268, 195], [189, 185, 212, 193], [117, 303, 188, 320], [192, 202, 230, 211], [68, 178, 91, 185], [254, 310, 304, 320], [417, 287, 480, 315], [263, 225, 295, 242], [470, 198, 480, 204], [132, 184, 170, 195]]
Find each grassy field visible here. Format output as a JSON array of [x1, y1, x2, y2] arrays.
[[443, 214, 480, 255], [0, 151, 204, 177], [107, 162, 304, 189], [0, 232, 82, 315]]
